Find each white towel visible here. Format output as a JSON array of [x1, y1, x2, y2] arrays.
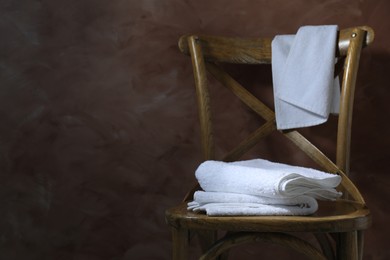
[[195, 159, 342, 200], [188, 191, 318, 216], [271, 25, 340, 130]]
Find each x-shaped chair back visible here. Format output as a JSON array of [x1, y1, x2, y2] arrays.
[[178, 27, 374, 204]]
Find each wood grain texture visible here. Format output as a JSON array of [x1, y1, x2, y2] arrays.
[[188, 36, 215, 160]]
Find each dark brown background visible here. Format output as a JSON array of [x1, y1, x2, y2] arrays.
[[0, 0, 389, 259]]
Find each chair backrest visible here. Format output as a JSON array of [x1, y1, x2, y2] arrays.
[[179, 26, 374, 203]]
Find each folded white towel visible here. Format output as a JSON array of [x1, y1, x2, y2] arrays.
[[272, 25, 340, 130], [195, 159, 342, 200], [189, 202, 316, 216], [188, 191, 318, 216]]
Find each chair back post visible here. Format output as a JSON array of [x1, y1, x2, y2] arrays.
[[336, 28, 366, 174], [187, 35, 215, 161]]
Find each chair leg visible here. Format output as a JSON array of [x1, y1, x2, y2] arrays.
[[337, 231, 358, 260], [357, 231, 364, 260], [315, 233, 335, 260], [172, 227, 189, 260], [197, 230, 229, 260], [197, 230, 218, 253]]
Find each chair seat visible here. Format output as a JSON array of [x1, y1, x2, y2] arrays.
[[165, 200, 371, 233]]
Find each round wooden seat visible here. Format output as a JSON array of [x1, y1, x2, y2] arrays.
[[166, 199, 371, 233]]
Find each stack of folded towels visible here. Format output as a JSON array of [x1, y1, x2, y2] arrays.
[[187, 159, 342, 216]]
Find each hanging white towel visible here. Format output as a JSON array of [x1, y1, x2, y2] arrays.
[[195, 159, 342, 200], [271, 25, 340, 130], [188, 191, 318, 216]]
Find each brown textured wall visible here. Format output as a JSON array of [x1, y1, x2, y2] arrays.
[[0, 0, 389, 259]]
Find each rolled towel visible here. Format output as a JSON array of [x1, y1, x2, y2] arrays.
[[195, 159, 342, 200], [188, 191, 318, 216]]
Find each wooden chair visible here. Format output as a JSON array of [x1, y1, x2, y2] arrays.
[[165, 26, 374, 260]]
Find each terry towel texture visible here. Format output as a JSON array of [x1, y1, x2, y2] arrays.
[[188, 191, 318, 216], [272, 25, 340, 130], [188, 159, 342, 216]]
